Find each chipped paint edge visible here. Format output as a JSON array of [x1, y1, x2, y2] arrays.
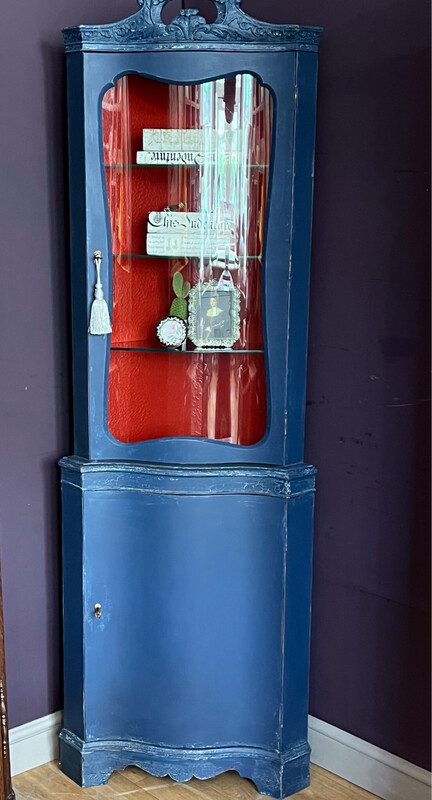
[[59, 457, 316, 500]]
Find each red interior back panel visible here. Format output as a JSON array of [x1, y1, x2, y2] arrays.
[[103, 75, 270, 445]]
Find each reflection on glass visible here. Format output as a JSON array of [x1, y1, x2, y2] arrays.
[[102, 74, 272, 445]]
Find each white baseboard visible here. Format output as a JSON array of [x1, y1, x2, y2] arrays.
[[10, 711, 62, 777], [308, 715, 432, 800], [9, 710, 432, 800]]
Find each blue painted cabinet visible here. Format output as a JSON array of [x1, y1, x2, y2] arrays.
[[59, 2, 321, 797]]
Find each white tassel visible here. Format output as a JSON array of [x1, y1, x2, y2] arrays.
[[89, 250, 112, 335]]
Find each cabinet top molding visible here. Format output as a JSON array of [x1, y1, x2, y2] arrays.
[[63, 0, 322, 53]]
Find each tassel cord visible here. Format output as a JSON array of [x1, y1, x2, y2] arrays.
[[89, 251, 112, 335]]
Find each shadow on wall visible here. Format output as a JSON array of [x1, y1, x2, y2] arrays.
[[39, 40, 71, 717], [305, 0, 430, 772]]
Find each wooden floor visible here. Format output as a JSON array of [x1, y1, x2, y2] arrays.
[[13, 760, 382, 800]]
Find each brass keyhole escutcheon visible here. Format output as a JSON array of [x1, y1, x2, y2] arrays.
[[94, 603, 102, 618]]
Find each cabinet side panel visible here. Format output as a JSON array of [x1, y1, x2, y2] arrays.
[[62, 480, 84, 739], [281, 490, 315, 749], [66, 53, 90, 457], [285, 51, 319, 465]]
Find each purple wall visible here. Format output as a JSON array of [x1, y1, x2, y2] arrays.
[[0, 0, 430, 771]]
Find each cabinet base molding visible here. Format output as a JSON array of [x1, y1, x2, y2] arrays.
[[59, 728, 310, 799], [11, 714, 431, 800]]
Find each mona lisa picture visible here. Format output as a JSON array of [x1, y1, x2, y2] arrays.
[[188, 281, 241, 349]]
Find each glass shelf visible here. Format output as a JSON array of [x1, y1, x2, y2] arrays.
[[111, 342, 264, 354], [112, 253, 262, 260], [105, 163, 269, 169]]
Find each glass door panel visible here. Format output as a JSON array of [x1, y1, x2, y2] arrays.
[[102, 74, 273, 445]]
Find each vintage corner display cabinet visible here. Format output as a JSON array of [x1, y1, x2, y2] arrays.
[[59, 2, 322, 797]]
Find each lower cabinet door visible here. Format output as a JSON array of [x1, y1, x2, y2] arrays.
[[83, 489, 285, 750]]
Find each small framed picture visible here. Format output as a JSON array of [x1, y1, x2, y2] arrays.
[[188, 281, 241, 348], [156, 316, 187, 348]]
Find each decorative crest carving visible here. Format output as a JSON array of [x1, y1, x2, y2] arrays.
[[63, 0, 322, 53]]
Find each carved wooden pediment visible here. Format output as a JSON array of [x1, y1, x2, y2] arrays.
[[63, 0, 322, 52]]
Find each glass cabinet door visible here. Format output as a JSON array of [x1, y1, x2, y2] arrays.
[[102, 74, 273, 445]]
